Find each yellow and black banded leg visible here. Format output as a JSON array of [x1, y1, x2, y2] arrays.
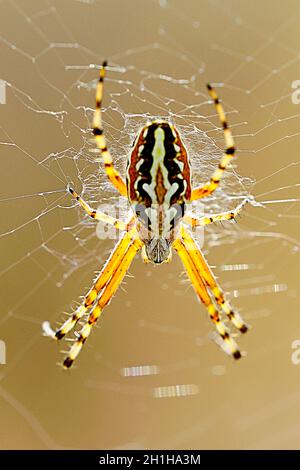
[[68, 185, 132, 230], [173, 236, 242, 359], [183, 198, 249, 228], [42, 230, 137, 341], [191, 84, 235, 201], [180, 226, 248, 334], [93, 61, 127, 196], [63, 237, 143, 368]]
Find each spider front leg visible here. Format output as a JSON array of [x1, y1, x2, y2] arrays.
[[191, 84, 235, 201], [67, 185, 133, 231], [173, 235, 242, 359], [63, 236, 143, 368], [93, 61, 127, 196], [42, 229, 137, 342], [179, 226, 248, 334], [183, 198, 249, 228]]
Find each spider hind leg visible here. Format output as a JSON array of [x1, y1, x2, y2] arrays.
[[62, 236, 143, 368], [173, 235, 243, 359], [180, 226, 249, 335], [43, 230, 142, 369]]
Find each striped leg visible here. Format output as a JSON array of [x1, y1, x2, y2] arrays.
[[173, 237, 242, 359], [180, 226, 248, 334], [183, 198, 249, 228], [68, 185, 132, 230], [93, 61, 127, 196], [42, 230, 136, 341], [191, 84, 235, 201], [63, 237, 143, 368]]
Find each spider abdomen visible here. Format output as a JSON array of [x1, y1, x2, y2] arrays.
[[127, 120, 191, 239]]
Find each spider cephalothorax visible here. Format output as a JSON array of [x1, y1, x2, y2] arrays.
[[144, 236, 171, 264], [43, 62, 249, 368]]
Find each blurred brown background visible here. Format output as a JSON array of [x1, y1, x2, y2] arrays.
[[0, 0, 300, 449]]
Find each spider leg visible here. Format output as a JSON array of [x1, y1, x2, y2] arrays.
[[68, 185, 133, 230], [141, 245, 151, 263], [42, 230, 137, 341], [179, 226, 248, 334], [173, 235, 242, 359], [191, 84, 235, 201], [183, 198, 249, 228], [93, 61, 127, 196], [63, 237, 143, 368]]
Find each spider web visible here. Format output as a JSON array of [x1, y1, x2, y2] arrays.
[[0, 0, 300, 450]]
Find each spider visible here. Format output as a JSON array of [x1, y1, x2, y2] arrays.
[[43, 61, 249, 368]]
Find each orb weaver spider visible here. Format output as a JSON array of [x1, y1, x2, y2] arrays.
[[43, 61, 249, 368]]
